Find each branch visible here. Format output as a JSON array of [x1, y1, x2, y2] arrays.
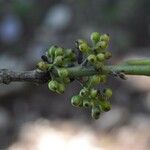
[[0, 69, 50, 84], [68, 65, 150, 77], [0, 63, 150, 84]]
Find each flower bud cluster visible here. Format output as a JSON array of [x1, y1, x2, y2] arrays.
[[71, 85, 112, 119], [74, 32, 113, 119], [37, 32, 113, 119], [37, 46, 76, 94]]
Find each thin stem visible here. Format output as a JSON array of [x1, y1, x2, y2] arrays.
[[105, 65, 150, 76], [122, 59, 150, 65], [67, 65, 150, 77], [0, 62, 149, 84]]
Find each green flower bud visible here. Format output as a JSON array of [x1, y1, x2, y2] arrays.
[[83, 99, 91, 108], [90, 89, 98, 98], [91, 105, 101, 119], [79, 43, 90, 53], [100, 34, 110, 42], [99, 41, 108, 49], [48, 80, 58, 92], [71, 95, 82, 107], [70, 53, 76, 61], [79, 88, 89, 97], [95, 62, 103, 69], [57, 83, 65, 94], [104, 51, 112, 59], [87, 54, 97, 64], [97, 53, 105, 62], [75, 39, 85, 47], [103, 88, 113, 98], [37, 61, 49, 71], [90, 32, 100, 44], [48, 45, 57, 57], [55, 47, 64, 57], [99, 75, 107, 83], [54, 56, 63, 66], [90, 75, 100, 85], [57, 68, 69, 78], [65, 49, 76, 61], [65, 49, 73, 57], [63, 77, 70, 84], [100, 101, 111, 112]]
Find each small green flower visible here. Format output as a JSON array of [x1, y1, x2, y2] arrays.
[[75, 39, 86, 47], [54, 56, 63, 66], [98, 41, 108, 49], [90, 75, 101, 85], [87, 54, 97, 64], [37, 61, 49, 71], [90, 32, 100, 44], [63, 77, 70, 84], [57, 68, 69, 78], [104, 51, 112, 59], [65, 50, 76, 61], [90, 89, 98, 98], [55, 47, 64, 57], [103, 88, 113, 98], [56, 83, 65, 94], [91, 105, 101, 119], [100, 34, 110, 42], [95, 62, 103, 69], [71, 95, 82, 107], [83, 99, 91, 108], [65, 49, 73, 57], [48, 45, 57, 57], [100, 100, 111, 112], [97, 53, 105, 62], [79, 43, 90, 53], [79, 88, 89, 97], [99, 75, 107, 83], [48, 80, 59, 92]]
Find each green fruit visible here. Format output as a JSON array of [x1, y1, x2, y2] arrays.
[[91, 105, 101, 119], [87, 54, 97, 64], [57, 68, 69, 78], [71, 95, 82, 107], [70, 53, 76, 61], [65, 49, 73, 58], [99, 75, 107, 83], [103, 88, 113, 98], [79, 43, 90, 53], [95, 62, 103, 69], [63, 77, 70, 84], [55, 47, 64, 57], [57, 83, 65, 94], [75, 39, 85, 46], [48, 80, 58, 92], [65, 49, 76, 61], [90, 32, 100, 44], [37, 61, 49, 71], [97, 53, 105, 62], [100, 34, 110, 42], [90, 75, 100, 85], [100, 100, 111, 112], [83, 99, 91, 108], [99, 41, 108, 49], [79, 88, 89, 97], [54, 56, 63, 66], [104, 51, 112, 59], [90, 89, 98, 98], [48, 45, 57, 57]]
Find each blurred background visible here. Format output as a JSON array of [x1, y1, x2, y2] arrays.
[[0, 0, 150, 150]]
